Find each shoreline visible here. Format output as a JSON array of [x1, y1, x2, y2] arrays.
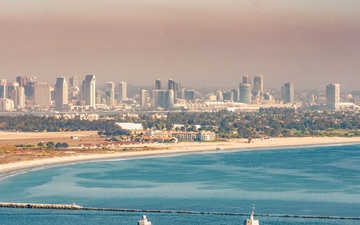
[[1, 137, 360, 176]]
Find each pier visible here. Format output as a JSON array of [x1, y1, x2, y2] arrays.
[[1, 202, 359, 221]]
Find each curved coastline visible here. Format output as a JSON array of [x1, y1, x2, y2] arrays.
[[1, 137, 360, 177]]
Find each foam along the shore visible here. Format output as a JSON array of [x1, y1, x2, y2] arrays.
[[1, 137, 360, 176]]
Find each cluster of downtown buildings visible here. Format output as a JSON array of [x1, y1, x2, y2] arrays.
[[0, 74, 352, 112]]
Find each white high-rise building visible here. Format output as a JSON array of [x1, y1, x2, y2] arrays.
[[8, 82, 25, 109], [118, 81, 127, 101], [105, 82, 115, 107], [17, 86, 25, 109], [33, 82, 51, 106], [55, 76, 68, 110], [0, 79, 7, 99], [82, 75, 96, 108], [140, 89, 149, 109], [326, 83, 340, 110]]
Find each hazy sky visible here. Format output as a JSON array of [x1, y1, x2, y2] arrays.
[[1, 0, 360, 90]]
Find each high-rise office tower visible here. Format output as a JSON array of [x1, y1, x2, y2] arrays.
[[223, 91, 234, 101], [69, 76, 79, 88], [16, 76, 27, 87], [118, 81, 127, 101], [105, 82, 115, 107], [282, 82, 294, 104], [243, 75, 251, 85], [33, 82, 51, 106], [166, 90, 175, 109], [7, 82, 18, 99], [140, 89, 149, 109], [16, 86, 25, 109], [82, 75, 96, 107], [168, 79, 175, 90], [55, 76, 68, 110], [7, 82, 25, 109], [326, 84, 340, 110], [240, 83, 251, 104], [184, 90, 196, 102], [168, 79, 179, 100], [253, 74, 264, 97], [231, 88, 239, 102], [216, 90, 223, 101], [154, 89, 167, 108], [24, 82, 34, 97], [154, 89, 174, 109], [155, 79, 161, 90], [0, 79, 7, 99]]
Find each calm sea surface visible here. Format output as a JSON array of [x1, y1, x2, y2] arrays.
[[1, 144, 360, 224]]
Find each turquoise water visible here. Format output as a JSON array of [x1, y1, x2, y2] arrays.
[[1, 144, 360, 224]]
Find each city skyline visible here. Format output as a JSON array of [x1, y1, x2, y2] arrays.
[[0, 1, 359, 90]]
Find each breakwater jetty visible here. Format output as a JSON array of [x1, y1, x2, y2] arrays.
[[1, 202, 360, 221], [0, 202, 83, 210]]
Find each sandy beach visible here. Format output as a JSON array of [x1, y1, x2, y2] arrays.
[[1, 136, 360, 176]]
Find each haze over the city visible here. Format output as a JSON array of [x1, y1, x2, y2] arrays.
[[1, 0, 359, 90]]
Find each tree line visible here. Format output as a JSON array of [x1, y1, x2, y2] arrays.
[[1, 109, 360, 139], [0, 116, 123, 132], [120, 108, 360, 138]]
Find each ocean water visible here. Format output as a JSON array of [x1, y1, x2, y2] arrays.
[[1, 144, 360, 224]]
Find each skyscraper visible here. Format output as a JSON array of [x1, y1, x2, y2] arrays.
[[0, 79, 7, 99], [105, 82, 115, 107], [69, 76, 79, 88], [243, 75, 251, 85], [168, 79, 175, 90], [240, 83, 251, 104], [184, 90, 196, 102], [82, 75, 96, 107], [140, 89, 149, 109], [166, 90, 175, 109], [154, 89, 174, 109], [154, 89, 167, 108], [7, 82, 18, 99], [223, 91, 234, 101], [16, 76, 27, 87], [282, 82, 294, 104], [253, 75, 264, 97], [33, 82, 51, 106], [118, 81, 127, 101], [155, 79, 161, 90], [16, 86, 25, 109], [326, 83, 340, 110], [7, 82, 25, 109], [216, 90, 223, 101], [231, 88, 239, 102], [167, 79, 180, 100], [55, 76, 68, 110]]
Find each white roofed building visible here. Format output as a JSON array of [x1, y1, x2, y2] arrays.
[[116, 122, 143, 130]]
